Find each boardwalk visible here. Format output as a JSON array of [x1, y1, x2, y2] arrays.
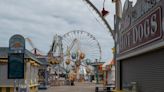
[[39, 82, 96, 92]]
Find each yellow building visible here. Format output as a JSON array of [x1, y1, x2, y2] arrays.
[[0, 47, 42, 92]]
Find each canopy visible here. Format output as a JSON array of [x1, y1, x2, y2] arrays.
[[102, 59, 115, 70]]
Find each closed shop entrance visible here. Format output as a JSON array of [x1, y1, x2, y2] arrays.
[[121, 48, 164, 92]]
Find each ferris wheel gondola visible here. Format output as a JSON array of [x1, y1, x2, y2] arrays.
[[62, 30, 102, 67]]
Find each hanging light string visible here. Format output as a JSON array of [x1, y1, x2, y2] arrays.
[[101, 0, 109, 17]]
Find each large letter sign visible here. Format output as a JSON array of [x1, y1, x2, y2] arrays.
[[119, 7, 162, 54]]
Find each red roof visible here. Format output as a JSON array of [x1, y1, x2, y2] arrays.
[[106, 59, 115, 71], [109, 59, 115, 65]]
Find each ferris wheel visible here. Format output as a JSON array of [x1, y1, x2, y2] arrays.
[[62, 30, 102, 67]]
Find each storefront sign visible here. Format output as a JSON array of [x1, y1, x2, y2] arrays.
[[119, 7, 162, 53], [9, 34, 25, 53], [8, 34, 25, 79], [8, 54, 24, 79]]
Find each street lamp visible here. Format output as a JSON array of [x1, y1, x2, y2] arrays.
[[82, 0, 122, 90]]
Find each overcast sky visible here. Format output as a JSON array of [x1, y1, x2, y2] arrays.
[[0, 0, 136, 62]]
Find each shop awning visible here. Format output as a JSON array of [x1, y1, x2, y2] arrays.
[[102, 59, 115, 71], [102, 60, 111, 70]]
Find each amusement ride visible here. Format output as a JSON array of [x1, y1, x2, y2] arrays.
[[27, 30, 102, 81], [62, 30, 102, 80]]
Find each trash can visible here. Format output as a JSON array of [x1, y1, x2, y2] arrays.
[[106, 87, 111, 92], [95, 87, 98, 92], [71, 80, 74, 86]]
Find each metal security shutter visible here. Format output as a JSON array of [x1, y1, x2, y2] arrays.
[[121, 48, 164, 92], [6, 87, 10, 92]]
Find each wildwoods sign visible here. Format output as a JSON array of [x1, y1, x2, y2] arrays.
[[119, 7, 162, 53]]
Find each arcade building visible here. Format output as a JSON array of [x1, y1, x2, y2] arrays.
[[116, 0, 164, 92], [0, 47, 42, 92]]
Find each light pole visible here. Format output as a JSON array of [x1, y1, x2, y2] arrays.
[[112, 0, 122, 90], [82, 0, 122, 90], [95, 59, 99, 84], [65, 58, 71, 79]]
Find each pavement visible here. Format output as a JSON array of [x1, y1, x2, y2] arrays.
[[38, 82, 96, 92]]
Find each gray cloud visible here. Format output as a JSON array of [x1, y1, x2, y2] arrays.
[[0, 0, 136, 62]]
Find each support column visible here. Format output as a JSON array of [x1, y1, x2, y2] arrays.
[[113, 0, 122, 90]]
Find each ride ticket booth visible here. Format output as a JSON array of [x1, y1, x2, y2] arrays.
[[0, 35, 42, 92]]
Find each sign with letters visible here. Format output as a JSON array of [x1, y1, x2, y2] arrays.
[[119, 7, 162, 53], [8, 34, 25, 79], [118, 0, 164, 54]]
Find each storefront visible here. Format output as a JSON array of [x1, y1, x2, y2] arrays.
[[116, 0, 164, 91], [102, 59, 115, 85], [91, 62, 104, 84], [0, 47, 42, 92]]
